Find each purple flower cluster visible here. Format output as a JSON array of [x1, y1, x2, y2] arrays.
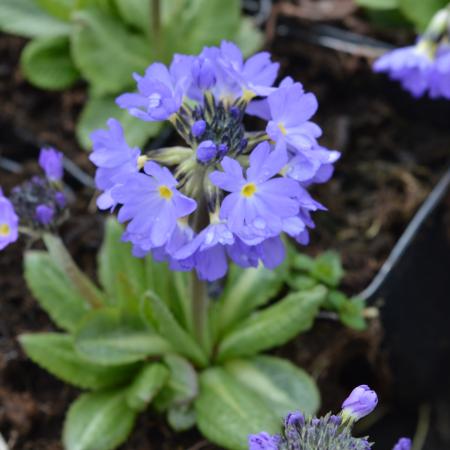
[[91, 41, 339, 281], [374, 9, 450, 99], [0, 148, 66, 251], [249, 385, 410, 450]]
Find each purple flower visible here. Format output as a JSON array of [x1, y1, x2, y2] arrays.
[[373, 44, 433, 98], [39, 148, 63, 182], [35, 204, 54, 225], [175, 222, 234, 281], [191, 56, 216, 90], [341, 385, 378, 422], [197, 140, 218, 163], [392, 437, 412, 450], [0, 190, 19, 250], [210, 142, 300, 243], [218, 41, 279, 98], [265, 83, 322, 153], [429, 46, 450, 99], [112, 161, 197, 249], [55, 192, 66, 208], [116, 58, 191, 121], [89, 118, 141, 210], [248, 432, 281, 450]]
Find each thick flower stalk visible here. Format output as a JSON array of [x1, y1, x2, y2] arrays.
[[0, 147, 67, 249], [374, 6, 450, 99], [90, 41, 339, 282], [248, 385, 410, 450]]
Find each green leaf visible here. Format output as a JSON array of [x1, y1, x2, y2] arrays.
[[356, 0, 399, 9], [24, 251, 90, 332], [217, 286, 327, 361], [339, 297, 367, 331], [126, 363, 169, 411], [76, 94, 161, 150], [234, 18, 264, 57], [36, 0, 74, 21], [167, 403, 196, 431], [20, 333, 138, 389], [71, 8, 151, 96], [63, 389, 137, 450], [0, 0, 71, 38], [144, 294, 208, 367], [310, 251, 344, 287], [196, 367, 279, 450], [153, 354, 198, 410], [75, 308, 172, 365], [114, 0, 150, 35], [398, 0, 448, 30], [225, 355, 320, 418], [286, 274, 318, 291], [215, 263, 285, 337], [98, 218, 147, 307], [21, 36, 80, 90]]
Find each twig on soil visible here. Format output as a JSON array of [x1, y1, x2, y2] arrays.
[[0, 432, 9, 450], [0, 156, 23, 174], [63, 156, 95, 189], [412, 403, 431, 450]]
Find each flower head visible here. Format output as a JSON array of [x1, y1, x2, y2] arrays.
[[39, 147, 63, 182], [392, 437, 412, 450], [0, 190, 19, 250], [248, 432, 281, 450], [341, 385, 378, 422], [429, 46, 450, 99], [91, 41, 338, 280], [35, 204, 54, 226]]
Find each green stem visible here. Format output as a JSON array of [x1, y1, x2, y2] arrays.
[[43, 233, 104, 309], [151, 0, 162, 60], [190, 270, 210, 352]]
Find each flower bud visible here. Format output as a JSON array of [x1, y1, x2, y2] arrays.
[[35, 204, 54, 225], [196, 140, 217, 164], [192, 119, 207, 138], [39, 147, 63, 182], [341, 385, 378, 422]]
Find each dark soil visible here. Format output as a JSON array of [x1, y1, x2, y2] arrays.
[[1, 3, 449, 449]]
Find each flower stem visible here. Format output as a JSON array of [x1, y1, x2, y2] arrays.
[[43, 233, 104, 309], [151, 0, 162, 60], [190, 271, 210, 352]]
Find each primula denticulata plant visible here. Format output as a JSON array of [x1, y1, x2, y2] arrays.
[[1, 42, 346, 450]]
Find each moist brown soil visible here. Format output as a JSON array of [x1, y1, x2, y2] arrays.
[[1, 5, 449, 449]]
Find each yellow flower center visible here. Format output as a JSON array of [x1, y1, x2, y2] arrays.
[[242, 89, 256, 102], [158, 185, 173, 200], [241, 182, 257, 198], [278, 122, 287, 135], [137, 155, 148, 169], [0, 223, 11, 237]]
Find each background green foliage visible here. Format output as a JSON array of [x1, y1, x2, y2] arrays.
[[356, 0, 449, 31], [0, 0, 263, 149]]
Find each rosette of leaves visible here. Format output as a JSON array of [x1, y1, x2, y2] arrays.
[[21, 218, 326, 450], [0, 0, 263, 150], [355, 0, 450, 31], [286, 247, 367, 331]]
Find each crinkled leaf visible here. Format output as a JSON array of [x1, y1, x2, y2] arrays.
[[167, 403, 196, 431], [286, 274, 318, 291], [196, 367, 279, 450], [144, 294, 208, 367], [339, 297, 367, 331], [0, 0, 71, 37], [126, 363, 169, 411], [215, 263, 285, 337], [98, 218, 147, 307], [153, 354, 198, 411], [310, 251, 344, 287], [20, 333, 138, 389], [36, 0, 74, 21], [63, 389, 137, 450], [76, 94, 161, 150], [217, 286, 327, 361], [75, 308, 172, 365], [24, 251, 90, 332], [225, 355, 320, 418], [114, 0, 150, 35], [21, 36, 80, 90], [71, 8, 151, 95]]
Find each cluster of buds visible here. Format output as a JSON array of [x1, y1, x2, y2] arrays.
[[90, 41, 339, 281], [0, 148, 67, 250], [249, 385, 411, 450], [374, 6, 450, 99]]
